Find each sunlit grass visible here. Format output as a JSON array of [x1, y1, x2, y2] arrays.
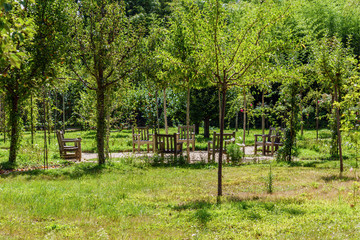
[[1, 160, 360, 239]]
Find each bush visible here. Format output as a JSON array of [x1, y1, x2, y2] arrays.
[[227, 144, 244, 164]]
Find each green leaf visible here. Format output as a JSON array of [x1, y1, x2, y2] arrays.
[[9, 53, 21, 68]]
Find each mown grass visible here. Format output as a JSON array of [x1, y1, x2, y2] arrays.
[[1, 159, 360, 239]]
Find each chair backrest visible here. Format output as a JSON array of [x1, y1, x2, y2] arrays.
[[177, 125, 195, 140], [56, 130, 65, 152], [132, 126, 150, 141], [212, 131, 235, 151], [154, 133, 178, 153]]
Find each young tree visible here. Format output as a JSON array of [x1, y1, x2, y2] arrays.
[[67, 0, 143, 164], [313, 36, 358, 175], [0, 0, 65, 164], [197, 0, 292, 197]]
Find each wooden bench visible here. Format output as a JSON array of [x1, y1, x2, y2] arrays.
[[56, 130, 82, 161], [208, 131, 236, 162], [254, 127, 284, 156], [154, 133, 183, 158], [132, 126, 154, 153], [177, 125, 196, 151]]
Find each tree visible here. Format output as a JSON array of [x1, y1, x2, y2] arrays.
[[67, 0, 143, 164], [196, 0, 292, 197], [313, 36, 358, 175], [160, 0, 206, 161], [0, 0, 65, 164]]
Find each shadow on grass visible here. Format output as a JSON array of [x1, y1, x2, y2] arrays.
[[172, 200, 213, 211], [0, 161, 18, 170], [321, 174, 357, 182], [0, 162, 108, 180]]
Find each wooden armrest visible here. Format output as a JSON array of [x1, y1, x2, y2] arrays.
[[62, 138, 81, 142], [254, 134, 263, 137]]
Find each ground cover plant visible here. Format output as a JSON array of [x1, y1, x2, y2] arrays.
[[1, 159, 360, 239]]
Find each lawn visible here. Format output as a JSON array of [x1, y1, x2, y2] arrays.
[[1, 159, 360, 239]]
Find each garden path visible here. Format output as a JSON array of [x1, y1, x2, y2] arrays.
[[82, 146, 274, 163]]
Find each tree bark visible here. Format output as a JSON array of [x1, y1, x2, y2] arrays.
[[204, 117, 210, 138], [96, 87, 106, 164], [334, 84, 343, 173], [218, 84, 226, 197], [43, 90, 48, 169], [316, 96, 319, 141], [105, 91, 111, 159], [62, 93, 65, 132], [155, 90, 159, 134], [186, 84, 190, 162], [8, 93, 20, 163], [235, 111, 238, 132], [243, 91, 246, 145], [195, 123, 200, 135], [300, 97, 303, 136], [31, 93, 34, 146], [262, 91, 265, 135], [218, 89, 221, 128], [163, 88, 168, 134]]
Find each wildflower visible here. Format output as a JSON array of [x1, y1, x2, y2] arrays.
[[350, 167, 353, 172], [240, 109, 244, 112]]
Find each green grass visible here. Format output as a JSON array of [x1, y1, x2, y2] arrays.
[[1, 160, 360, 239]]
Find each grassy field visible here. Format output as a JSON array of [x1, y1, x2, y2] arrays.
[[1, 159, 360, 239], [0, 127, 359, 169]]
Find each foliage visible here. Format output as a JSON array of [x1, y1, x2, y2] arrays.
[[226, 143, 244, 164], [67, 0, 144, 164]]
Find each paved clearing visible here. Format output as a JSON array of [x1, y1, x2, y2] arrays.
[[82, 146, 274, 163]]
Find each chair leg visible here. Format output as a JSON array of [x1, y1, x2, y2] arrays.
[[147, 144, 149, 153], [192, 142, 195, 151]]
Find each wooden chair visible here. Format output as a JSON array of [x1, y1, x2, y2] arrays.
[[132, 126, 154, 153], [177, 125, 196, 151], [207, 131, 236, 162], [154, 133, 183, 158], [56, 130, 82, 161], [254, 127, 284, 156]]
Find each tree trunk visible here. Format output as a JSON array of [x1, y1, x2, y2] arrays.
[[43, 90, 48, 169], [300, 99, 303, 136], [195, 123, 200, 135], [62, 93, 65, 132], [218, 84, 226, 197], [105, 91, 111, 159], [96, 87, 106, 164], [31, 93, 34, 146], [334, 84, 343, 173], [262, 91, 265, 135], [186, 84, 190, 163], [8, 94, 20, 163], [155, 90, 159, 134], [218, 89, 221, 128], [204, 117, 210, 138], [163, 88, 168, 134], [243, 91, 246, 145], [316, 96, 319, 141], [47, 91, 51, 145], [235, 111, 238, 132]]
